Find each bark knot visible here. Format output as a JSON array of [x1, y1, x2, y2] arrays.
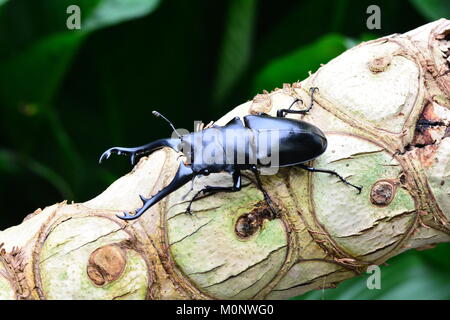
[[370, 180, 397, 206], [368, 55, 392, 73], [235, 201, 275, 238], [87, 244, 127, 286]]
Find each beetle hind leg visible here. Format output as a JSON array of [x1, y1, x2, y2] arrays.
[[299, 164, 362, 193], [276, 87, 318, 117]]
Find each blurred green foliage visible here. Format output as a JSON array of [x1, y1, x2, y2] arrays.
[[297, 243, 450, 300], [0, 0, 448, 299]]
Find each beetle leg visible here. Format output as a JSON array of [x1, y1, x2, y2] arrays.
[[182, 176, 197, 200], [186, 170, 241, 214], [250, 166, 279, 217], [117, 161, 195, 220], [299, 164, 362, 193], [276, 87, 318, 117]]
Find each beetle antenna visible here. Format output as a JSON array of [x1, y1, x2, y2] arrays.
[[152, 111, 182, 138]]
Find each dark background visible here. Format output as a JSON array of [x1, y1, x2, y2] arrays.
[[0, 0, 448, 299]]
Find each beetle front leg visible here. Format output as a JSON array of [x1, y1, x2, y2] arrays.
[[186, 170, 242, 214], [117, 161, 195, 220], [276, 87, 318, 117], [299, 164, 362, 193]]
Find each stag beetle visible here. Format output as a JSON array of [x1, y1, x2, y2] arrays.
[[99, 87, 362, 220]]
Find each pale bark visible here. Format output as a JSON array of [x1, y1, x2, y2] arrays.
[[0, 19, 449, 300]]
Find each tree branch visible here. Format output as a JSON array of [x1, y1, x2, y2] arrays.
[[0, 19, 449, 300]]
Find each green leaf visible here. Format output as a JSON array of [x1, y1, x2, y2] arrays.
[[252, 34, 347, 93], [294, 249, 450, 300], [255, 0, 345, 67], [84, 0, 161, 31], [0, 0, 161, 191], [0, 31, 85, 108], [0, 149, 19, 174], [418, 243, 450, 270], [344, 33, 379, 49], [212, 0, 257, 107], [0, 149, 73, 199], [0, 0, 161, 107], [410, 0, 450, 21], [0, 31, 86, 175]]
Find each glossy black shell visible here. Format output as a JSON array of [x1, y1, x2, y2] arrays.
[[243, 114, 327, 167], [182, 114, 327, 173]]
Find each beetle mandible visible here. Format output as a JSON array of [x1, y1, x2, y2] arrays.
[[99, 87, 362, 220]]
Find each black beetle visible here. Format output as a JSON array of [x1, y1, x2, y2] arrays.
[[99, 87, 362, 220]]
